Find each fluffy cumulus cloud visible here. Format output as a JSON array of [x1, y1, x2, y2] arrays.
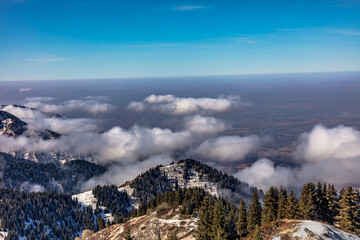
[[235, 125, 360, 191], [25, 97, 115, 115], [128, 94, 250, 115], [234, 159, 295, 191], [189, 135, 262, 162], [183, 115, 230, 135], [295, 124, 360, 162]]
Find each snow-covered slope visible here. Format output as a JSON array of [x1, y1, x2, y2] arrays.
[[74, 159, 257, 223], [0, 231, 8, 240], [86, 205, 196, 240], [272, 220, 360, 240]]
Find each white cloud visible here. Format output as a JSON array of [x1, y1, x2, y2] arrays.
[[25, 97, 55, 102], [295, 124, 360, 162], [81, 154, 173, 190], [145, 94, 175, 103], [18, 88, 33, 92], [183, 115, 230, 135], [0, 105, 100, 134], [234, 158, 295, 191], [236, 125, 360, 191], [25, 98, 116, 115], [172, 5, 211, 11], [189, 135, 262, 162], [127, 94, 250, 115]]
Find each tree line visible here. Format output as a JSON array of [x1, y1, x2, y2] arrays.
[[196, 182, 360, 239]]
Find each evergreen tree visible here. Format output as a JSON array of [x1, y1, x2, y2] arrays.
[[98, 217, 105, 231], [299, 183, 317, 220], [247, 191, 262, 232], [315, 182, 328, 222], [262, 187, 279, 224], [252, 225, 262, 240], [336, 186, 360, 234], [326, 184, 339, 224], [211, 199, 229, 240], [286, 190, 299, 219], [237, 199, 248, 237], [277, 187, 287, 220], [124, 228, 134, 240], [196, 196, 213, 240]]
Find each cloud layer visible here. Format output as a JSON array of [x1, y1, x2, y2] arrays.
[[190, 135, 262, 162], [128, 94, 250, 115], [25, 97, 115, 115], [235, 125, 360, 191]]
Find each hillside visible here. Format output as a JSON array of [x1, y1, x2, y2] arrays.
[[85, 204, 196, 240], [74, 159, 260, 221], [0, 153, 107, 194], [252, 220, 360, 240]]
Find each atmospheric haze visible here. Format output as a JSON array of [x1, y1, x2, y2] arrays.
[[0, 72, 359, 192]]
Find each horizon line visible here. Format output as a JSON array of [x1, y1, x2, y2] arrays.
[[1, 70, 360, 82]]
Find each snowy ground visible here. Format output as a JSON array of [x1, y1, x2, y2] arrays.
[[273, 220, 360, 240], [0, 231, 7, 240], [160, 162, 220, 197]]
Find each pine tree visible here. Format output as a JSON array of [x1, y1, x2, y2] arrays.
[[336, 186, 360, 234], [124, 227, 134, 240], [252, 225, 262, 240], [211, 199, 229, 240], [226, 205, 238, 240], [196, 196, 213, 240], [237, 199, 248, 237], [277, 187, 287, 220], [262, 187, 279, 224], [299, 183, 317, 220], [286, 190, 299, 219], [326, 184, 338, 224], [98, 217, 105, 231], [247, 191, 262, 232], [315, 182, 328, 222]]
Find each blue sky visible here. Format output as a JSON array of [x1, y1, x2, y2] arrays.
[[0, 0, 359, 80]]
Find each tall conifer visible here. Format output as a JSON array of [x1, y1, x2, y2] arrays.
[[248, 191, 262, 232]]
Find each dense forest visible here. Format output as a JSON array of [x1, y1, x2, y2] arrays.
[[0, 153, 107, 194], [195, 182, 360, 239], [180, 159, 261, 204], [0, 189, 97, 240]]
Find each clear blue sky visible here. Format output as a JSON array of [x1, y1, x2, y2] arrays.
[[0, 0, 359, 80]]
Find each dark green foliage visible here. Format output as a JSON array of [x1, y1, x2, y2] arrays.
[[0, 188, 96, 239], [124, 228, 134, 240], [262, 187, 279, 224], [247, 191, 262, 232], [196, 195, 213, 240], [0, 154, 106, 194], [326, 184, 339, 225], [211, 199, 229, 240], [299, 183, 317, 220], [286, 190, 299, 219], [129, 166, 172, 203], [252, 225, 262, 240], [237, 199, 248, 237], [315, 182, 328, 222], [336, 186, 360, 234], [179, 159, 260, 205], [98, 217, 105, 231], [93, 185, 131, 219], [277, 187, 287, 220]]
